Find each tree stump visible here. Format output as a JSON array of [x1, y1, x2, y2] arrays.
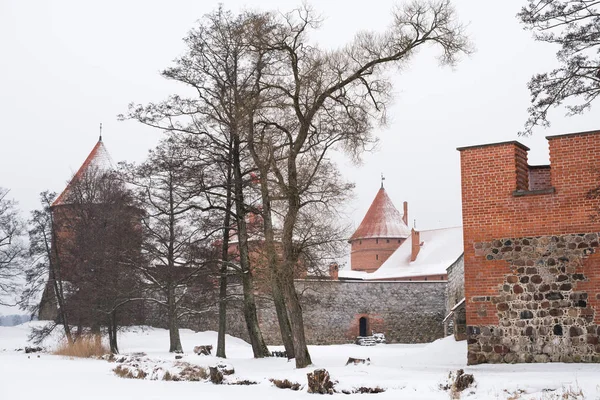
[[193, 345, 213, 356], [307, 369, 335, 394], [453, 369, 474, 392], [209, 366, 223, 384]]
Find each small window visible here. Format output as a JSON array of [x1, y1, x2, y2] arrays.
[[398, 239, 401, 243], [376, 239, 379, 244], [359, 240, 362, 245], [376, 254, 379, 260], [386, 239, 390, 243]]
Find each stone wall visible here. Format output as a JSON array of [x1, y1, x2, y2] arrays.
[[446, 254, 465, 314], [458, 130, 600, 365], [468, 233, 600, 364], [220, 280, 447, 345]]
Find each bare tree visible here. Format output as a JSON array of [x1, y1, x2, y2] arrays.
[[122, 8, 271, 358], [250, 0, 471, 367], [25, 191, 74, 344], [121, 137, 217, 353], [0, 188, 26, 306], [518, 0, 600, 135]]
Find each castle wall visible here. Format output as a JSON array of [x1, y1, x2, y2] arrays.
[[189, 279, 447, 346], [458, 131, 600, 364]]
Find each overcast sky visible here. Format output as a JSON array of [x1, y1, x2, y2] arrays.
[[1, 0, 598, 235]]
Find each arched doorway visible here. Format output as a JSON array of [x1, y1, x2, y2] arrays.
[[359, 317, 368, 337]]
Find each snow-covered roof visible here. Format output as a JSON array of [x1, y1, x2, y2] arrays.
[[340, 226, 463, 280], [52, 138, 114, 206], [349, 188, 410, 241]]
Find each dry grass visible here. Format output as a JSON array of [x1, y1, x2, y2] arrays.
[[53, 335, 109, 358], [113, 365, 147, 380]]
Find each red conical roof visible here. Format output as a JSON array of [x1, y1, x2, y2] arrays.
[[349, 188, 410, 241], [52, 138, 113, 206]]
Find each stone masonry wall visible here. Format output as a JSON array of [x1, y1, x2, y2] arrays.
[[446, 254, 465, 314], [468, 233, 600, 364], [218, 280, 447, 345], [458, 130, 600, 365]]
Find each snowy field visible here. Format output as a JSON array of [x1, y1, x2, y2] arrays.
[[1, 323, 600, 399]]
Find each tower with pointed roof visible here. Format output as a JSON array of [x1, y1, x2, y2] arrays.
[[348, 185, 411, 272], [39, 136, 117, 320]]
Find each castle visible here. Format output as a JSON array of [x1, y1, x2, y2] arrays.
[[49, 128, 600, 364]]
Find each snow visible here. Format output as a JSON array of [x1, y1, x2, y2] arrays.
[[340, 226, 463, 280], [1, 322, 600, 399]]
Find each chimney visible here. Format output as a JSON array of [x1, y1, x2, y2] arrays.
[[403, 201, 408, 225], [410, 229, 421, 262], [329, 262, 339, 280]]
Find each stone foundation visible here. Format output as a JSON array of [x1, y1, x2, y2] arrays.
[[467, 232, 600, 364]]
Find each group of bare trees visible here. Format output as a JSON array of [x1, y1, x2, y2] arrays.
[[122, 1, 471, 367]]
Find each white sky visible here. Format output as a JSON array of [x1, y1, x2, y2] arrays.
[[1, 0, 598, 234]]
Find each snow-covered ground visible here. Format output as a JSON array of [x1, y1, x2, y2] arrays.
[[1, 322, 599, 399]]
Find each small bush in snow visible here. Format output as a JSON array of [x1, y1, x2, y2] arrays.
[[113, 365, 147, 379]]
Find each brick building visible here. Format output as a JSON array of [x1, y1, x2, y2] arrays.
[[458, 129, 600, 364]]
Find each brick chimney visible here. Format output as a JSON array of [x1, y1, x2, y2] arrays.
[[403, 201, 408, 226], [329, 262, 339, 280], [410, 229, 421, 262]]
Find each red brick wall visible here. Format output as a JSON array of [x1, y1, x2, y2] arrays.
[[350, 238, 404, 272], [529, 166, 551, 191], [458, 131, 600, 363]]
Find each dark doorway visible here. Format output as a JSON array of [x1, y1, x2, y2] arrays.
[[359, 317, 368, 337]]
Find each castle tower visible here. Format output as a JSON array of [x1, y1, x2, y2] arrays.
[[38, 136, 115, 320], [349, 186, 410, 272]]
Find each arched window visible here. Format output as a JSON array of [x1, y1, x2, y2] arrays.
[[359, 317, 368, 337]]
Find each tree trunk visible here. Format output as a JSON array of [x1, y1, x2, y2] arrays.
[[281, 156, 312, 368], [259, 179, 295, 358], [217, 161, 233, 359], [167, 285, 183, 353], [47, 216, 73, 344], [280, 261, 311, 367], [108, 310, 119, 354], [232, 131, 268, 358]]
